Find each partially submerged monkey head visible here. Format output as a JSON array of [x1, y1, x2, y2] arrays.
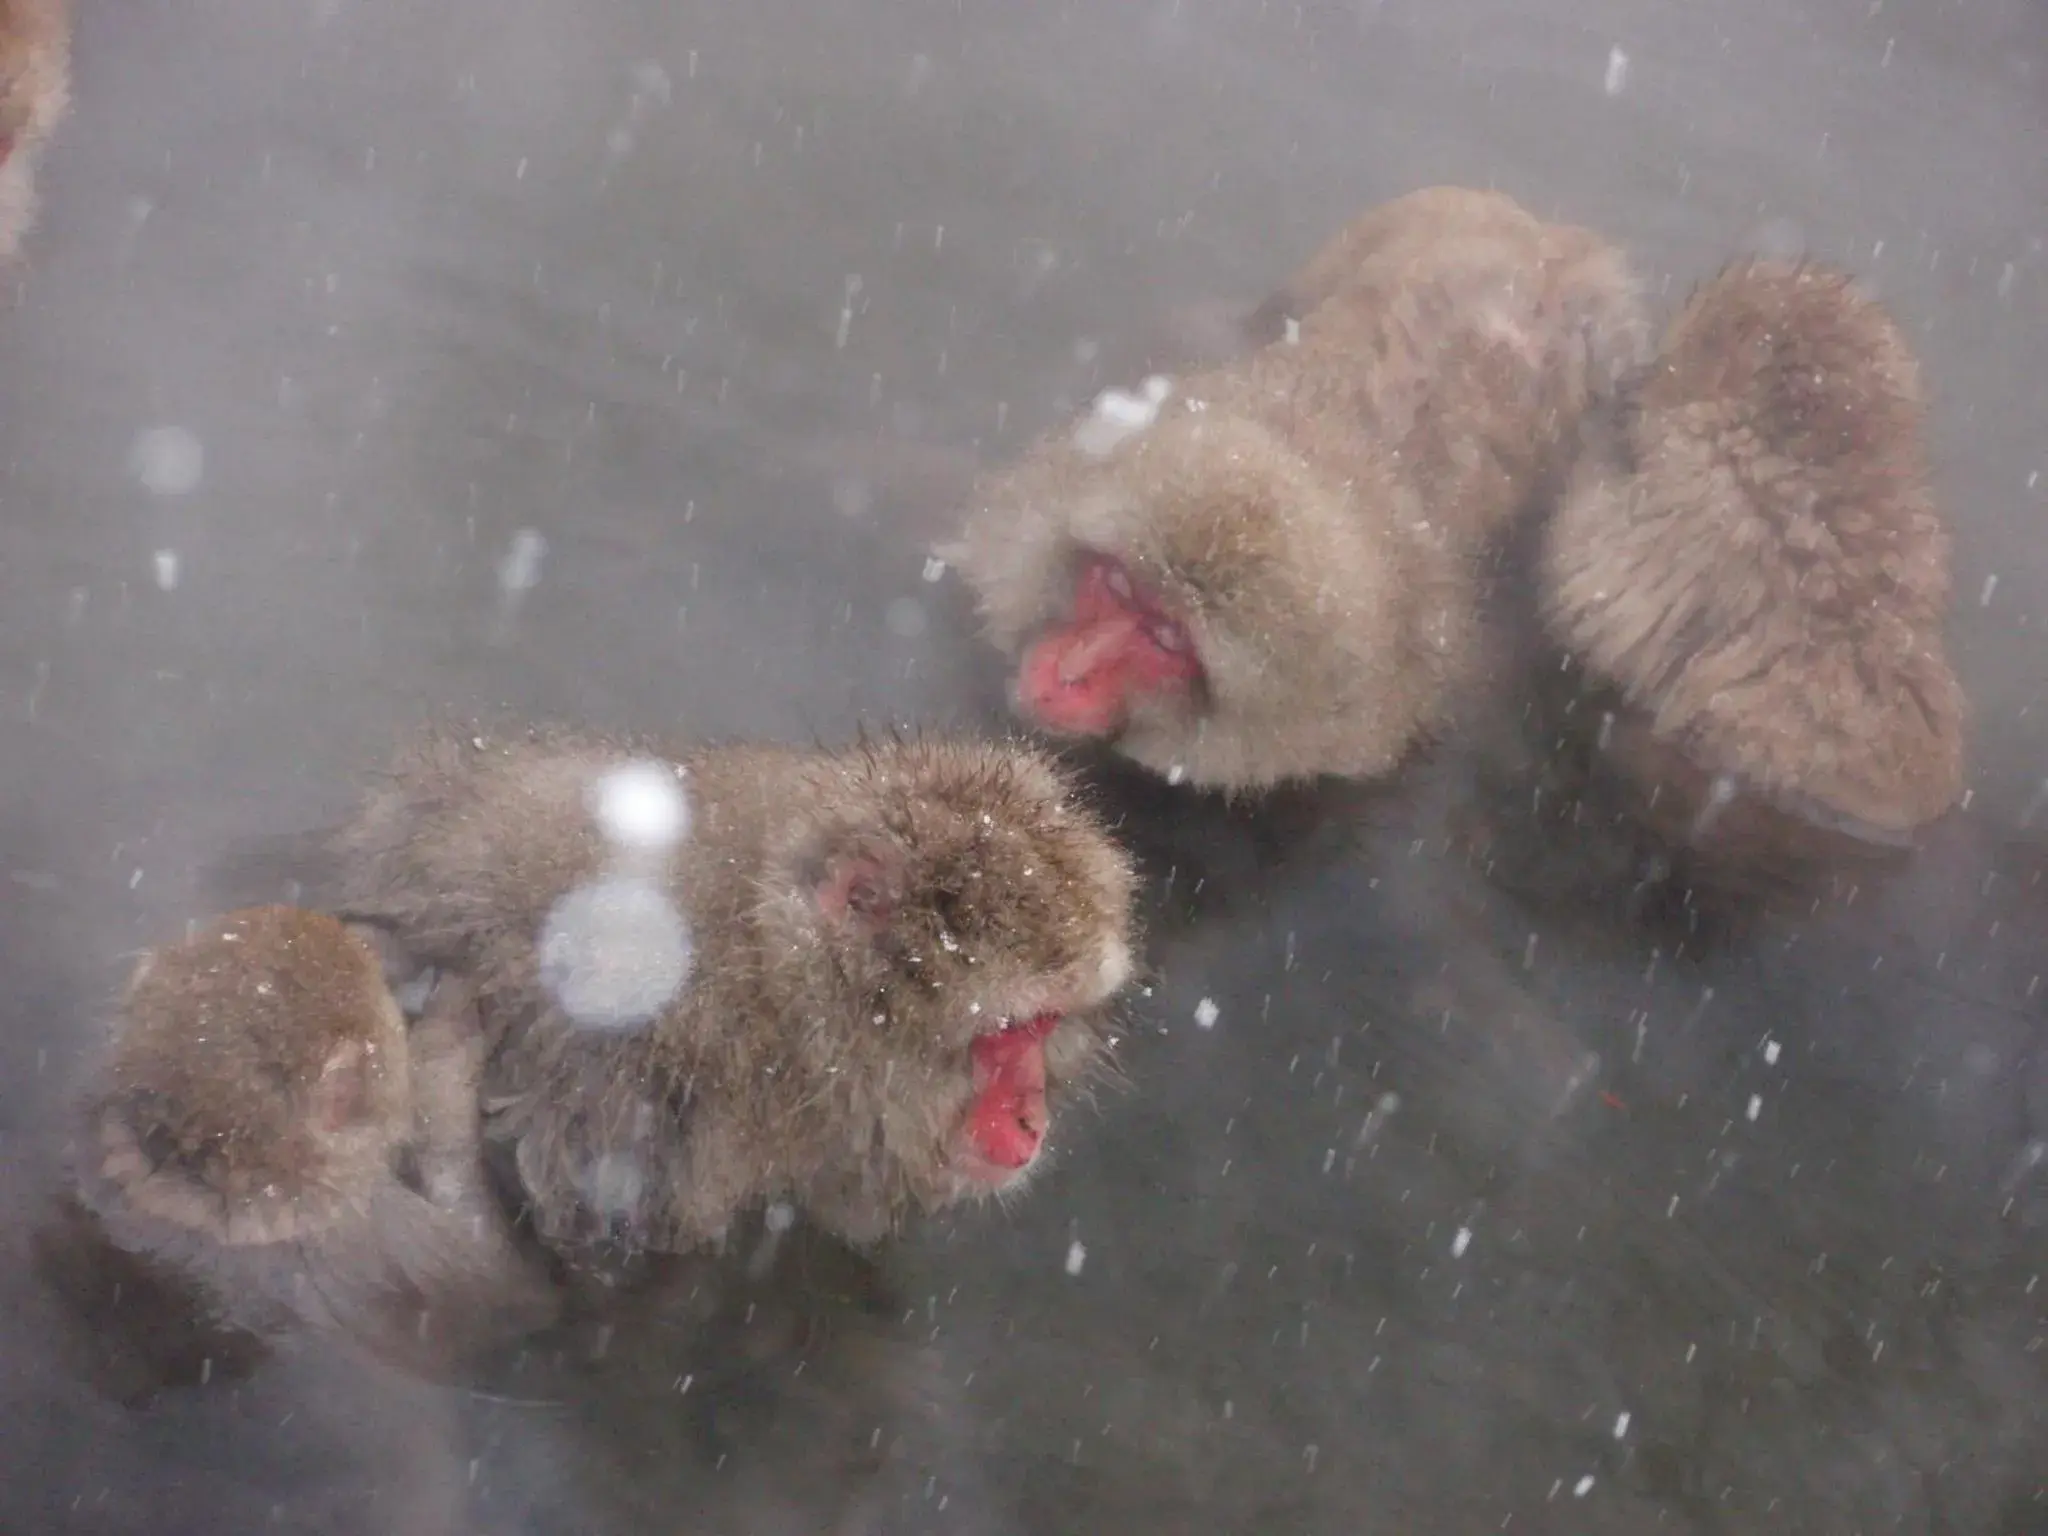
[[92, 906, 413, 1247], [1535, 258, 1965, 895], [0, 0, 69, 259], [745, 736, 1140, 1209], [949, 408, 1438, 793], [946, 186, 1646, 796]]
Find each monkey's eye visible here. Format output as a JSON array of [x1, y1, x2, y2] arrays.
[[1150, 618, 1192, 655]]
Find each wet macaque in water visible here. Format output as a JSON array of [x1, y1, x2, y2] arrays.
[[66, 906, 559, 1375], [945, 186, 1649, 793], [0, 0, 68, 260], [330, 726, 1138, 1265], [1497, 258, 1966, 916]]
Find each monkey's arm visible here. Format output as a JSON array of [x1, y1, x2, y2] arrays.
[[348, 977, 563, 1350], [405, 977, 496, 1208], [489, 1029, 712, 1260]]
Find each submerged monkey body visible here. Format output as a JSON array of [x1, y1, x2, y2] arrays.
[[71, 906, 557, 1368], [331, 727, 1138, 1258], [951, 186, 1648, 792]]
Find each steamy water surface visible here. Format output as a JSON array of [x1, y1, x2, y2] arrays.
[[1, 0, 2044, 1530]]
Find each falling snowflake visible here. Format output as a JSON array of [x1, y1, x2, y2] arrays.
[[592, 760, 691, 853], [539, 876, 694, 1030], [130, 427, 205, 496]]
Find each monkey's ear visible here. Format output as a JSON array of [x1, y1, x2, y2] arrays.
[[309, 1040, 375, 1135], [813, 844, 909, 935]]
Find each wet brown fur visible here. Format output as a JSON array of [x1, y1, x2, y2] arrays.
[[0, 0, 69, 259], [71, 906, 559, 1369], [946, 186, 1649, 792], [329, 725, 1139, 1260], [1539, 259, 1965, 883]]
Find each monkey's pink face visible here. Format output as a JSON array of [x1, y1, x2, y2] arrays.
[[1016, 554, 1203, 738], [950, 1012, 1059, 1186]]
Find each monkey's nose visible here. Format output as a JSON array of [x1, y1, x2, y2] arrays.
[[1015, 1099, 1047, 1145]]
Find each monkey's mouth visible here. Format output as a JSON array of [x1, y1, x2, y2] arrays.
[[958, 1013, 1059, 1179]]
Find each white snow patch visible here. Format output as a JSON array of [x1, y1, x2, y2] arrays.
[[1194, 997, 1220, 1030], [130, 427, 205, 496], [1613, 1410, 1631, 1439], [1064, 1240, 1087, 1276], [921, 556, 948, 583], [151, 550, 180, 591], [1763, 1038, 1781, 1066], [1451, 1225, 1473, 1258], [1746, 1093, 1763, 1122], [1574, 1474, 1596, 1498], [1072, 375, 1173, 458]]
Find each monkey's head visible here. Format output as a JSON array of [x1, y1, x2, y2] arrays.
[[93, 906, 415, 1246], [754, 738, 1138, 1229], [1541, 257, 1965, 844], [948, 407, 1438, 793]]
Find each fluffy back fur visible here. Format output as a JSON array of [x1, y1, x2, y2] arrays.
[[1541, 259, 1964, 834]]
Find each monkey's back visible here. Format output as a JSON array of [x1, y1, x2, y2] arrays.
[[1542, 259, 1964, 837], [1256, 187, 1649, 553], [331, 726, 786, 1026], [332, 727, 868, 1253]]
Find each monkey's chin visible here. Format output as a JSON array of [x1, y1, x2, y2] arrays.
[[1008, 673, 1123, 743], [947, 1144, 1044, 1195]]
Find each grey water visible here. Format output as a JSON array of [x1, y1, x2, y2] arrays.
[[1, 0, 2044, 1530]]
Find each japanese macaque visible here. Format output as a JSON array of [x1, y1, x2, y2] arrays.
[[66, 905, 559, 1376], [1486, 258, 1967, 917], [0, 0, 68, 260], [944, 186, 1650, 793], [329, 726, 1138, 1266]]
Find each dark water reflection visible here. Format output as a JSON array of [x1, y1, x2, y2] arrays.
[[1, 0, 2043, 1530]]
